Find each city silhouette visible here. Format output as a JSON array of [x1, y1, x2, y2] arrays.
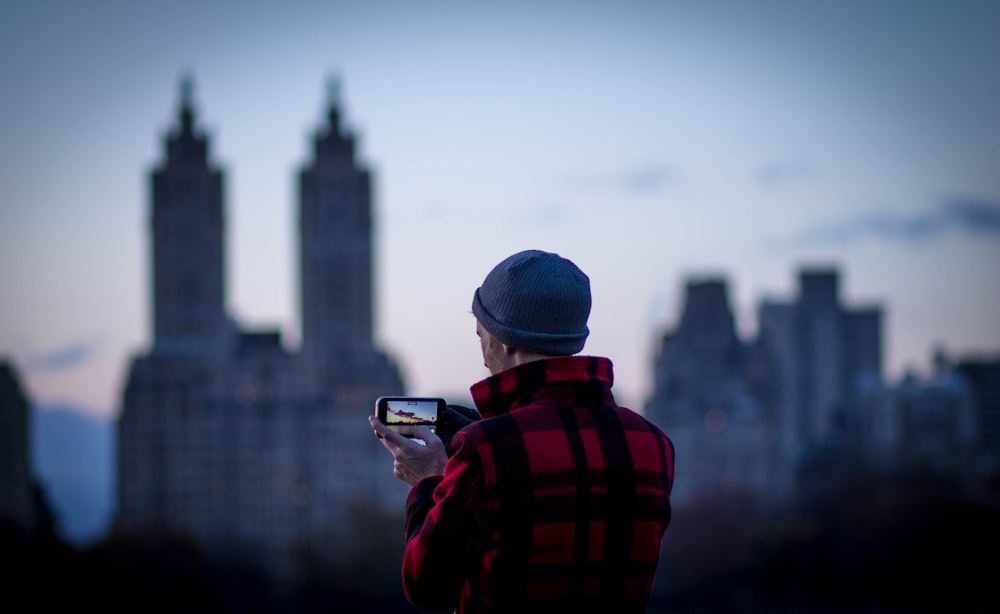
[[4, 73, 999, 612]]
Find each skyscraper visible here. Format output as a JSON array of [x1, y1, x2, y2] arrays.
[[756, 267, 885, 503], [768, 269, 884, 462], [150, 76, 229, 357], [299, 78, 373, 366], [296, 78, 403, 405]]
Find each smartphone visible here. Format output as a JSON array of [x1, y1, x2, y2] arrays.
[[374, 396, 445, 438]]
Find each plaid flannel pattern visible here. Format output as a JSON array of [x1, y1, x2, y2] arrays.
[[403, 356, 674, 613]]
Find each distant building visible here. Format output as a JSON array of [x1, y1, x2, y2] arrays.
[[0, 360, 56, 538], [760, 268, 884, 493], [955, 355, 1000, 485], [115, 77, 406, 585], [645, 267, 885, 507], [644, 278, 780, 507], [0, 360, 35, 533], [882, 352, 977, 482]]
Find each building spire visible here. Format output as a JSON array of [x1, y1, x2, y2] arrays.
[[179, 72, 196, 132], [326, 73, 341, 109]]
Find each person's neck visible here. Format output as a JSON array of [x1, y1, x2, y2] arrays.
[[510, 349, 562, 368]]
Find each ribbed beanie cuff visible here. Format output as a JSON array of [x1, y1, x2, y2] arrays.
[[471, 250, 591, 355]]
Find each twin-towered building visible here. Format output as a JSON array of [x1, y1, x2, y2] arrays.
[[115, 76, 406, 584]]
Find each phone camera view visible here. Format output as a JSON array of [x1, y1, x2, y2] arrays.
[[383, 398, 438, 437]]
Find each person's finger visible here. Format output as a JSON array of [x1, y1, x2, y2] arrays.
[[369, 414, 386, 437], [369, 415, 408, 449]]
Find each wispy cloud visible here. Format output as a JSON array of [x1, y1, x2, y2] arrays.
[[23, 341, 96, 372], [619, 165, 675, 194], [561, 163, 679, 195], [946, 198, 1000, 233], [534, 202, 571, 225], [756, 160, 813, 188], [420, 201, 448, 221], [788, 198, 1000, 247]]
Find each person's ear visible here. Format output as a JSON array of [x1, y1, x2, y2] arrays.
[[501, 343, 516, 355]]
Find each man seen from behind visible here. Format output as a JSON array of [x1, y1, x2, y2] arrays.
[[370, 249, 675, 613]]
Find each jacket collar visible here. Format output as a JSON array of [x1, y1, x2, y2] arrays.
[[469, 355, 615, 418]]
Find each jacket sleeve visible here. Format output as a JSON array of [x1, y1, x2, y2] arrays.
[[402, 431, 485, 612]]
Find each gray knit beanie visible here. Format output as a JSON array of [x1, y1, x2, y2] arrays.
[[472, 250, 591, 355]]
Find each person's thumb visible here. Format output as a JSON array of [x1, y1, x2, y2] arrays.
[[412, 425, 444, 449]]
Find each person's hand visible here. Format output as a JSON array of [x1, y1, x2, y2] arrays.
[[369, 415, 448, 485], [437, 404, 482, 455]]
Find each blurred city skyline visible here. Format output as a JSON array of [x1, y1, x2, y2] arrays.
[[2, 0, 999, 419]]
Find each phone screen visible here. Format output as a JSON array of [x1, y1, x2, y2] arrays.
[[377, 397, 442, 437]]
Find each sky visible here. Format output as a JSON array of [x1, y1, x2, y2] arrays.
[[2, 0, 999, 420]]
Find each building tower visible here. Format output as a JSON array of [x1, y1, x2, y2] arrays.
[[298, 77, 375, 378], [792, 269, 883, 452], [794, 270, 844, 446], [150, 75, 228, 357]]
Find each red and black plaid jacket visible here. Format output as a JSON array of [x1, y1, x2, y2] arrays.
[[402, 356, 674, 613]]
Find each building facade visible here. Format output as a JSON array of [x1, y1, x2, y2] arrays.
[[884, 355, 977, 481], [644, 278, 780, 506], [115, 77, 406, 584], [956, 356, 1000, 480]]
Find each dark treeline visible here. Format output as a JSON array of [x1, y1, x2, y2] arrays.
[[5, 473, 998, 613], [651, 471, 999, 613]]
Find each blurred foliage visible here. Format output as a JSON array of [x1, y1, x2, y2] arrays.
[[4, 474, 998, 612], [651, 473, 1000, 612]]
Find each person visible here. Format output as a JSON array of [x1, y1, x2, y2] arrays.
[[369, 249, 675, 613]]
